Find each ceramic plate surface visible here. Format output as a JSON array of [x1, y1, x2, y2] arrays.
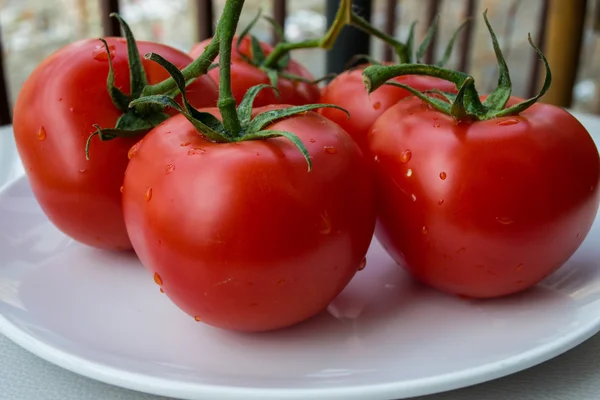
[[1, 115, 600, 400]]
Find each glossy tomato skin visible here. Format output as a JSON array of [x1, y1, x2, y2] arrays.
[[122, 107, 376, 332], [13, 37, 218, 251], [189, 36, 320, 107], [319, 66, 456, 152], [368, 96, 600, 298]]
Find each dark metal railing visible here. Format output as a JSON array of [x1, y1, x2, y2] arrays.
[[0, 0, 581, 126]]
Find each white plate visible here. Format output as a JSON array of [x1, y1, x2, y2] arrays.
[[1, 114, 600, 400]]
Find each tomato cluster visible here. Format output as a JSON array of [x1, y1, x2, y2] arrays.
[[10, 6, 600, 333]]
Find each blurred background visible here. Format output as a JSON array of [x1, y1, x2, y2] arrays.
[[0, 0, 598, 123]]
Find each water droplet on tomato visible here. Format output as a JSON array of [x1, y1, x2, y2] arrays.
[[374, 155, 379, 162], [159, 288, 164, 293], [188, 148, 206, 156], [456, 247, 466, 254], [433, 123, 441, 128], [310, 138, 316, 143], [277, 279, 286, 285], [37, 127, 46, 141], [118, 38, 127, 44], [438, 199, 444, 205], [358, 257, 367, 271], [58, 97, 63, 102], [497, 118, 520, 126], [128, 141, 142, 159], [496, 216, 513, 225], [439, 171, 447, 180], [145, 187, 153, 201], [399, 150, 412, 163], [411, 194, 417, 202], [194, 316, 202, 322], [406, 168, 413, 177], [69, 107, 75, 113], [180, 142, 191, 147], [165, 164, 175, 174], [79, 168, 86, 173], [515, 263, 523, 272], [373, 101, 381, 110], [324, 146, 337, 154], [120, 185, 123, 193], [153, 272, 163, 286], [92, 44, 116, 61], [590, 185, 595, 192], [422, 226, 429, 234]]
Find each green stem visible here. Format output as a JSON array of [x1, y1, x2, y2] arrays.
[[263, 0, 351, 69], [143, 31, 220, 97], [218, 0, 245, 134], [350, 12, 409, 63], [362, 63, 469, 94]]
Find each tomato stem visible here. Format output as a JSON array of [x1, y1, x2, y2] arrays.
[[217, 0, 245, 135], [362, 10, 552, 121], [350, 11, 410, 64], [262, 0, 351, 69]]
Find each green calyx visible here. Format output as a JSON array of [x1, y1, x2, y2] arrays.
[[130, 53, 348, 172], [361, 10, 552, 121]]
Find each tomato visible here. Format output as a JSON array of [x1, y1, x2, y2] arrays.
[[189, 36, 320, 107], [122, 107, 375, 332], [13, 37, 219, 251], [368, 95, 600, 298], [319, 65, 456, 152]]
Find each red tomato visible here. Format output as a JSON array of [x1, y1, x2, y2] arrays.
[[189, 36, 320, 107], [368, 96, 600, 298], [122, 107, 376, 332], [319, 66, 456, 152], [13, 37, 219, 251]]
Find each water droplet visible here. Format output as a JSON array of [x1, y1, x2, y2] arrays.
[[277, 279, 286, 285], [422, 226, 429, 234], [324, 146, 337, 154], [497, 118, 520, 126], [153, 272, 163, 286], [118, 38, 127, 44], [411, 194, 417, 202], [128, 140, 143, 159], [37, 127, 46, 141], [496, 216, 514, 225], [319, 210, 332, 234], [456, 247, 466, 254], [399, 150, 412, 164], [92, 44, 116, 61], [165, 164, 175, 174], [119, 185, 123, 193], [256, 152, 260, 156], [358, 257, 367, 271], [188, 148, 206, 156], [438, 199, 444, 205], [180, 142, 191, 147], [159, 288, 164, 293], [58, 97, 63, 102], [406, 168, 413, 177], [374, 155, 379, 162], [515, 263, 523, 272], [373, 101, 381, 110], [145, 187, 153, 201], [310, 138, 316, 143], [433, 123, 441, 128], [194, 316, 202, 322], [590, 185, 595, 192], [439, 171, 447, 180], [79, 168, 86, 173], [69, 107, 75, 113]]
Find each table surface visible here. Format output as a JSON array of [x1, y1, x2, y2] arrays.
[[2, 113, 600, 400]]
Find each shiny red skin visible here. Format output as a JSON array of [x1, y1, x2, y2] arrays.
[[122, 107, 376, 332], [319, 66, 456, 152], [368, 96, 600, 298], [189, 36, 320, 107], [13, 37, 219, 251]]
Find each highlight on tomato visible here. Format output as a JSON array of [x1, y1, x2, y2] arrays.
[[361, 11, 600, 299], [122, 3, 376, 331], [12, 14, 219, 251]]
